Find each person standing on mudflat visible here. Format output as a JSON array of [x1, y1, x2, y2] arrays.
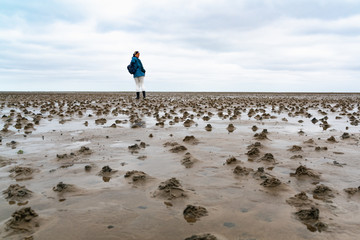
[[130, 51, 146, 99]]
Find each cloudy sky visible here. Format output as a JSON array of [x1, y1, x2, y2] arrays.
[[1, 0, 360, 92]]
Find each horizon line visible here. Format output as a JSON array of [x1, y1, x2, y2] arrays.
[[0, 91, 360, 94]]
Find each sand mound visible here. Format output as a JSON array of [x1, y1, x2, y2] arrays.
[[225, 156, 238, 165], [344, 187, 360, 195], [154, 178, 186, 200], [254, 129, 269, 140], [97, 166, 118, 182], [84, 165, 92, 171], [296, 207, 319, 221], [6, 140, 18, 149], [295, 207, 328, 232], [303, 138, 315, 144], [246, 147, 260, 158], [313, 184, 334, 201], [56, 146, 92, 160], [288, 145, 302, 152], [253, 167, 272, 180], [128, 144, 140, 153], [260, 177, 281, 187], [205, 124, 212, 131], [181, 152, 197, 168], [183, 135, 199, 144], [202, 116, 211, 121], [99, 165, 113, 174], [226, 124, 235, 132], [247, 142, 262, 149], [290, 155, 303, 159], [78, 146, 92, 154], [163, 141, 179, 147], [170, 145, 187, 153], [183, 205, 208, 223], [0, 156, 12, 167], [56, 153, 72, 159], [52, 182, 76, 193], [183, 119, 195, 127], [260, 153, 275, 163], [95, 118, 107, 125], [184, 233, 217, 240], [124, 170, 147, 182], [131, 120, 146, 128], [233, 166, 253, 176], [286, 192, 313, 207], [5, 207, 39, 233], [3, 184, 32, 202], [9, 166, 35, 181], [290, 165, 320, 178], [327, 136, 337, 142], [341, 132, 350, 139], [163, 141, 188, 153], [315, 146, 328, 151]]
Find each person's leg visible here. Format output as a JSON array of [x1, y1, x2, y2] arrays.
[[134, 77, 140, 99], [139, 76, 146, 98]]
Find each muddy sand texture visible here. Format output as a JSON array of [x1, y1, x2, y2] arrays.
[[260, 153, 276, 163], [290, 165, 320, 178], [183, 205, 208, 223], [170, 145, 187, 153], [3, 184, 32, 202], [312, 184, 334, 201], [5, 207, 39, 233], [246, 147, 260, 158], [225, 156, 238, 165], [154, 178, 186, 200], [0, 156, 12, 167], [97, 165, 117, 176], [184, 233, 218, 240], [124, 170, 147, 182], [181, 152, 198, 168], [344, 186, 360, 195], [295, 207, 328, 232], [1, 92, 360, 240], [52, 182, 76, 193], [286, 192, 313, 208], [260, 177, 282, 187], [9, 166, 36, 181], [97, 165, 118, 182], [183, 135, 199, 145], [233, 166, 253, 176]]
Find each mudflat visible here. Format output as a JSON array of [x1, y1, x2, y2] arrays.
[[0, 92, 359, 240]]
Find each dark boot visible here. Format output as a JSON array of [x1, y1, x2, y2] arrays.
[[142, 91, 146, 99], [136, 92, 140, 99]]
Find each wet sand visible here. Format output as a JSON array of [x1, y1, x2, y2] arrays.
[[0, 92, 359, 240]]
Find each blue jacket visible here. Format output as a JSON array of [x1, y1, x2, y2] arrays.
[[131, 56, 145, 78]]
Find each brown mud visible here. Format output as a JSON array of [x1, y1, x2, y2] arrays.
[[3, 184, 32, 202], [153, 177, 187, 200], [5, 207, 39, 234], [9, 166, 36, 181], [183, 205, 208, 223]]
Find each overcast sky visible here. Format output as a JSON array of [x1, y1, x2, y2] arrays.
[[1, 0, 360, 92]]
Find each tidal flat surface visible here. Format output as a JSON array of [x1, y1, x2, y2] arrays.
[[0, 92, 359, 240]]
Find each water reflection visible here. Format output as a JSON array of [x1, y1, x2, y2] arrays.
[[102, 176, 111, 182]]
